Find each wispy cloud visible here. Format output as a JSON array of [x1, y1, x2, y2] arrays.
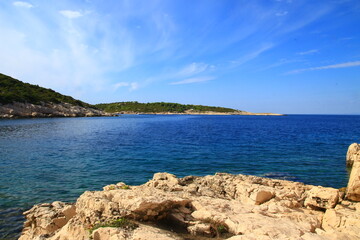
[[261, 58, 302, 71], [297, 49, 319, 55], [114, 82, 139, 91], [170, 76, 215, 85], [59, 10, 83, 19], [231, 43, 274, 67], [287, 60, 360, 74], [178, 62, 214, 76], [13, 1, 33, 8]]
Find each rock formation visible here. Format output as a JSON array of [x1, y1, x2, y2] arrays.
[[19, 172, 360, 240], [347, 143, 360, 167], [0, 102, 111, 118], [346, 143, 360, 201]]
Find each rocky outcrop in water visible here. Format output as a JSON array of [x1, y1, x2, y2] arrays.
[[0, 102, 111, 118], [19, 170, 360, 240]]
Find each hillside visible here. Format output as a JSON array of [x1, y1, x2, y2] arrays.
[[0, 73, 282, 117], [0, 73, 90, 107], [95, 101, 241, 113], [0, 73, 108, 118]]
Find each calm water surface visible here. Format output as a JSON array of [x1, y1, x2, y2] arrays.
[[1, 114, 360, 239]]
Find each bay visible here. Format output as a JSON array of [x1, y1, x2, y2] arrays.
[[0, 114, 360, 239]]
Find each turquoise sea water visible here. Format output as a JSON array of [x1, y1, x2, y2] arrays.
[[1, 114, 360, 239]]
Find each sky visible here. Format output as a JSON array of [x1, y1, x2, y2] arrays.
[[0, 0, 359, 114]]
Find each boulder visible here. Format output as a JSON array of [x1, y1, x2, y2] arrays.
[[19, 202, 76, 240], [322, 203, 360, 239], [346, 143, 360, 201], [304, 186, 339, 209], [346, 143, 360, 167], [346, 160, 360, 201]]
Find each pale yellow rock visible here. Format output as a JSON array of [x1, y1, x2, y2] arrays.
[[322, 206, 360, 239], [347, 158, 360, 201], [249, 189, 274, 205], [91, 224, 183, 240], [19, 202, 76, 240], [346, 143, 360, 167], [305, 186, 339, 209], [19, 171, 360, 240]]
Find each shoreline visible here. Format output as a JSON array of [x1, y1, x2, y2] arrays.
[[116, 111, 285, 116], [18, 144, 360, 240], [18, 172, 359, 240]]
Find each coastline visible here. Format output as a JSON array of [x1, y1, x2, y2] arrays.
[[0, 102, 112, 118], [18, 171, 359, 240], [0, 102, 283, 118], [116, 111, 285, 116], [18, 143, 360, 240]]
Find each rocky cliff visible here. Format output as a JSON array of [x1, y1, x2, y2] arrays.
[[19, 143, 360, 240], [0, 102, 111, 118]]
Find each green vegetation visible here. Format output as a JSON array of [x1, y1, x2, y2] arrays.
[[0, 73, 241, 114], [217, 225, 228, 234], [89, 218, 138, 235], [95, 101, 239, 113], [203, 218, 231, 238], [0, 73, 91, 107]]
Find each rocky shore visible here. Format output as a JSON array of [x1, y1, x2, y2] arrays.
[[19, 144, 360, 240], [0, 102, 112, 118]]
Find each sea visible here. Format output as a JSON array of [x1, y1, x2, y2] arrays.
[[0, 114, 359, 239]]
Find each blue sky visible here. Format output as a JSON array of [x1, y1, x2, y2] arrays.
[[0, 0, 359, 114]]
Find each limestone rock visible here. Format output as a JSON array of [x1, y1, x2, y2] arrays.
[[19, 172, 360, 240], [347, 143, 360, 167], [322, 204, 360, 239], [19, 202, 76, 240], [304, 186, 339, 209], [0, 101, 111, 118], [346, 143, 360, 201], [249, 189, 274, 205]]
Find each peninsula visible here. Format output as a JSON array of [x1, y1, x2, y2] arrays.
[[0, 73, 283, 118], [95, 102, 284, 116]]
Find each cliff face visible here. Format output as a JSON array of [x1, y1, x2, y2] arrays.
[[19, 172, 360, 240], [0, 102, 111, 118]]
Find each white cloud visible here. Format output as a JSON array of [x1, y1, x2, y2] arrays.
[[287, 60, 360, 74], [114, 82, 139, 91], [297, 49, 319, 55], [231, 43, 274, 66], [13, 1, 33, 8], [170, 76, 214, 85], [59, 10, 83, 19], [178, 62, 213, 76]]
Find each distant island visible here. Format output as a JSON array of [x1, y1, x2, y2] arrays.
[[0, 73, 283, 118], [95, 102, 283, 116]]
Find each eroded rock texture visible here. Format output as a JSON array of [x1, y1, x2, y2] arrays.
[[19, 172, 360, 240], [0, 102, 110, 118], [347, 143, 360, 202]]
